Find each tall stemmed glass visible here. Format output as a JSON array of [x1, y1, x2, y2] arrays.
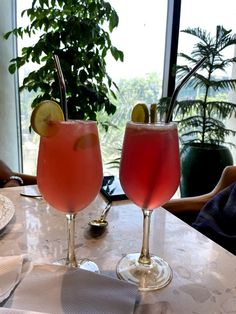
[[117, 121, 180, 290], [37, 120, 103, 271]]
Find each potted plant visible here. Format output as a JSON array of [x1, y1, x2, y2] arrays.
[[4, 0, 123, 121], [163, 25, 236, 196]]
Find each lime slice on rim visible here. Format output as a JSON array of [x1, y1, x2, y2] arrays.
[[131, 103, 149, 123], [30, 100, 65, 137]]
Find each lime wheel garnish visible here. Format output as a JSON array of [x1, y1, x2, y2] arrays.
[[30, 100, 65, 137], [131, 103, 149, 123]]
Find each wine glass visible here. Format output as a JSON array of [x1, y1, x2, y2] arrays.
[[117, 121, 180, 290], [37, 120, 103, 271]]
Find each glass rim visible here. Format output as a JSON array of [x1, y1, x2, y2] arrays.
[[52, 119, 97, 125], [126, 121, 177, 128]]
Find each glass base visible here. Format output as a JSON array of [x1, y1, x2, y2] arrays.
[[54, 258, 100, 273], [116, 253, 172, 291]]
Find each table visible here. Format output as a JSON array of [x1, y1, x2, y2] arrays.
[[0, 185, 236, 313]]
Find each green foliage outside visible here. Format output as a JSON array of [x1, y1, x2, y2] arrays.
[[98, 72, 162, 171], [19, 72, 162, 174], [4, 0, 123, 121], [101, 73, 162, 170]]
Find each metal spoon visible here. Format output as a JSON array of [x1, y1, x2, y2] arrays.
[[88, 202, 112, 228], [20, 186, 42, 198]]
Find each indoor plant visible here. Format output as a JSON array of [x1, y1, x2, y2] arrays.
[[166, 25, 236, 196], [4, 0, 123, 121]]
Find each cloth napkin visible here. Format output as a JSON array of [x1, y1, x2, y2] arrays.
[[0, 308, 48, 314], [0, 255, 32, 304], [5, 264, 138, 314]]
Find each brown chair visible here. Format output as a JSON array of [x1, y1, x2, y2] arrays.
[[163, 166, 236, 224]]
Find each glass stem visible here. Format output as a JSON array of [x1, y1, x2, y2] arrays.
[[65, 213, 78, 267], [138, 209, 152, 265]]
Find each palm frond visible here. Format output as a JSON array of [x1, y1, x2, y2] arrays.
[[169, 25, 236, 146]]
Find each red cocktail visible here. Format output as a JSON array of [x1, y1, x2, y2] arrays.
[[117, 121, 180, 290]]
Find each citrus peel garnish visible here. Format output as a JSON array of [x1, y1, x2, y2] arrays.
[[74, 133, 98, 150], [30, 100, 65, 137], [150, 104, 157, 123], [131, 103, 149, 123]]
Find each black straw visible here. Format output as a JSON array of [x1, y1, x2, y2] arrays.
[[165, 57, 207, 123], [53, 54, 68, 120]]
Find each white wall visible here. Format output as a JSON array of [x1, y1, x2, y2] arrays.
[[0, 0, 21, 171]]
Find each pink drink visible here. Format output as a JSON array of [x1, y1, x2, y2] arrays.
[[120, 122, 180, 210], [37, 120, 103, 213]]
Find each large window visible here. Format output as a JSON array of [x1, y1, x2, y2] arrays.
[[16, 0, 236, 174], [17, 0, 168, 175], [99, 0, 168, 176], [17, 1, 39, 175]]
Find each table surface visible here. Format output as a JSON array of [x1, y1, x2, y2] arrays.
[[0, 185, 236, 314]]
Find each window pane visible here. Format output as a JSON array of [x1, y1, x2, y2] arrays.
[[17, 1, 167, 175], [99, 0, 167, 175], [17, 1, 39, 175]]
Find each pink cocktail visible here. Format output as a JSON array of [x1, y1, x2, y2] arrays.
[[120, 122, 180, 210], [117, 121, 180, 290], [37, 120, 103, 270]]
